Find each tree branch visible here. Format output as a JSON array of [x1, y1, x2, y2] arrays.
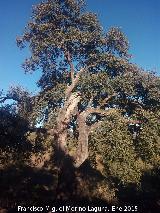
[[65, 67, 85, 99], [0, 96, 8, 103], [87, 97, 94, 108], [86, 107, 118, 116], [64, 50, 75, 83], [123, 118, 142, 124], [89, 120, 103, 133], [99, 93, 117, 107], [0, 95, 19, 103], [73, 107, 118, 167], [65, 63, 98, 99]]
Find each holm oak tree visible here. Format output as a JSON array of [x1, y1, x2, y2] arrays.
[[15, 0, 160, 185]]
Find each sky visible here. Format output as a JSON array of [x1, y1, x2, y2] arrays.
[[0, 0, 160, 94]]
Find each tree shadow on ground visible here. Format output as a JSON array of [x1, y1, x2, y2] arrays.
[[0, 147, 113, 212], [0, 108, 113, 212], [0, 165, 57, 210], [115, 168, 160, 213], [53, 145, 112, 204], [0, 108, 159, 213], [1, 152, 160, 213], [0, 165, 112, 213]]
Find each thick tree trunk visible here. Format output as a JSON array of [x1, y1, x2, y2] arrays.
[[55, 154, 77, 202], [73, 111, 89, 168], [50, 67, 118, 199], [43, 58, 122, 201], [56, 93, 81, 153], [54, 93, 81, 199]]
